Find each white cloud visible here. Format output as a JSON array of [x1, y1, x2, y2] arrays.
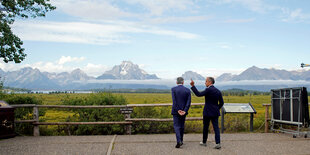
[[0, 60, 109, 78], [212, 0, 267, 13], [223, 18, 255, 23], [281, 8, 310, 23], [211, 0, 310, 23], [125, 0, 195, 16], [220, 45, 231, 49], [0, 56, 87, 74], [233, 0, 266, 13], [52, 0, 207, 25], [58, 56, 85, 65], [217, 42, 232, 49], [30, 61, 67, 73], [150, 69, 178, 79], [13, 20, 129, 45], [0, 60, 67, 73], [12, 20, 200, 45], [53, 0, 135, 20], [81, 63, 109, 77], [146, 15, 213, 24], [53, 0, 199, 20], [0, 61, 23, 72]]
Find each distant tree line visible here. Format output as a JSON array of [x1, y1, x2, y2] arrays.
[[3, 87, 30, 92], [48, 91, 76, 94], [93, 88, 171, 93], [221, 88, 270, 96]]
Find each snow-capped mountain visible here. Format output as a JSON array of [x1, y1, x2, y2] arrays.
[[181, 71, 205, 80], [97, 61, 159, 80]]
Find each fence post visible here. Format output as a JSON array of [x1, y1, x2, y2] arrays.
[[263, 104, 271, 133], [120, 107, 133, 135], [33, 106, 40, 136], [250, 113, 254, 132], [221, 108, 225, 133]]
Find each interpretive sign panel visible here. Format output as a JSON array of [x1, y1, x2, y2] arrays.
[[223, 103, 256, 113]]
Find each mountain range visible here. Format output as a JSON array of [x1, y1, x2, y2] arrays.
[[1, 61, 161, 90], [2, 63, 310, 91], [180, 66, 310, 81], [216, 66, 310, 81]]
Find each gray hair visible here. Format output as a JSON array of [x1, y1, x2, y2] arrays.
[[207, 77, 215, 84], [176, 77, 184, 84]]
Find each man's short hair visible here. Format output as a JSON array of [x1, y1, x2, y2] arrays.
[[207, 77, 215, 84], [177, 77, 184, 84]]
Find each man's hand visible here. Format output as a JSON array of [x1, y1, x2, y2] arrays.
[[178, 110, 183, 115], [190, 78, 195, 87], [178, 110, 186, 116]]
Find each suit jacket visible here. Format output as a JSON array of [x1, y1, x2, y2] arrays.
[[171, 85, 191, 115], [191, 85, 224, 117]]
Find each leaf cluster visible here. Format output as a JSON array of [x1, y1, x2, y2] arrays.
[[0, 0, 55, 63], [1, 0, 56, 23]]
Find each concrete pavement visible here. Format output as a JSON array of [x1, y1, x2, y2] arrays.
[[1, 133, 310, 155]]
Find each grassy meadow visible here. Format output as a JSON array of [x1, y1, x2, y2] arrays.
[[11, 92, 276, 135]]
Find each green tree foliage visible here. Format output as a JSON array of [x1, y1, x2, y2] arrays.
[[62, 93, 127, 135], [221, 88, 270, 96], [0, 0, 55, 63]]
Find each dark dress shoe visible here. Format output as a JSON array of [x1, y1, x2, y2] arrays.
[[175, 143, 181, 148], [180, 142, 183, 146]]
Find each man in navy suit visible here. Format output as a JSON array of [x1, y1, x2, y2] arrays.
[[190, 77, 224, 149], [171, 77, 191, 148]]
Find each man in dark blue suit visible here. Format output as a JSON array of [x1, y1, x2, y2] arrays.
[[171, 77, 191, 148], [190, 77, 224, 149]]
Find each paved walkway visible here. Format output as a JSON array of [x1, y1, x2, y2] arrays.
[[1, 133, 310, 155]]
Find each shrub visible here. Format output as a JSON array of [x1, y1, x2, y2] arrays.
[[4, 95, 44, 135], [61, 93, 127, 135], [131, 101, 174, 134]]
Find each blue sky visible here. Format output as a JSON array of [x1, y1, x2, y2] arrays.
[[2, 0, 310, 79]]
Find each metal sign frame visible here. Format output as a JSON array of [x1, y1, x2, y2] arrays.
[[221, 103, 256, 133], [222, 103, 257, 114]]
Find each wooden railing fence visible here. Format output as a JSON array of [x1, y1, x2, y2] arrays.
[[12, 103, 207, 136]]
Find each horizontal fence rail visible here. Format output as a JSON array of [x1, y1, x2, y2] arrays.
[[33, 122, 132, 125], [126, 117, 203, 122], [12, 103, 206, 108], [13, 103, 251, 136], [11, 103, 205, 136]]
